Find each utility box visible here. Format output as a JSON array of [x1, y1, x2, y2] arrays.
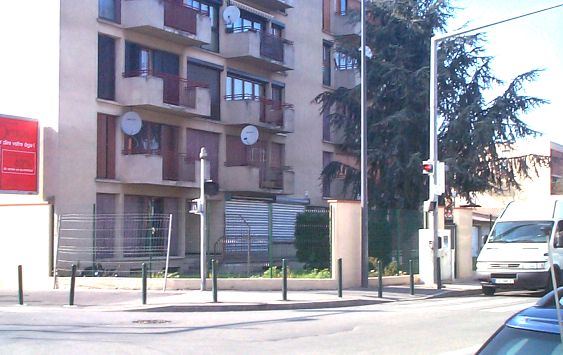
[[418, 228, 453, 286]]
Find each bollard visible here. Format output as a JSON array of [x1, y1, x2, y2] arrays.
[[18, 265, 24, 305], [282, 259, 288, 301], [378, 260, 383, 298], [436, 257, 442, 290], [69, 264, 76, 306], [337, 258, 343, 298], [212, 259, 218, 303], [141, 263, 147, 305], [409, 260, 415, 296]]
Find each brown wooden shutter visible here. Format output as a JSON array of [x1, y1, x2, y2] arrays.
[[97, 114, 107, 179], [322, 0, 331, 32]]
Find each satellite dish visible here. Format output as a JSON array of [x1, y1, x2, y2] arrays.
[[120, 111, 142, 136], [240, 125, 259, 146], [222, 6, 240, 26]]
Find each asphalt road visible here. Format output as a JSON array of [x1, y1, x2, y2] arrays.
[[0, 293, 540, 355]]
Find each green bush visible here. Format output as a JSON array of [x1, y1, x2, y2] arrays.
[[294, 211, 330, 269], [262, 266, 331, 279]]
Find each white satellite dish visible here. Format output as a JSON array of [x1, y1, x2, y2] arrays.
[[120, 111, 142, 136], [240, 125, 259, 146], [222, 5, 240, 26]]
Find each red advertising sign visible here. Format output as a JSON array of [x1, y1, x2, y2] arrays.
[[0, 115, 39, 193]]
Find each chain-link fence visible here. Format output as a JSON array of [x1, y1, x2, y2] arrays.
[[54, 213, 173, 282]]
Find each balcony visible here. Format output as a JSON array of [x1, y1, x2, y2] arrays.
[[235, 0, 294, 11], [119, 70, 211, 117], [331, 11, 360, 38], [222, 31, 294, 71], [116, 152, 209, 187], [334, 68, 360, 89], [121, 0, 211, 46], [222, 165, 294, 194], [223, 98, 294, 133]]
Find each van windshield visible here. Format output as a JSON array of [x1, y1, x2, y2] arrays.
[[489, 221, 554, 243]]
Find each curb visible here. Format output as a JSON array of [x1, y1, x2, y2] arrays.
[[126, 298, 391, 312]]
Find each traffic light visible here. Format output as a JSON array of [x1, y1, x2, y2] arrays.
[[422, 160, 434, 175]]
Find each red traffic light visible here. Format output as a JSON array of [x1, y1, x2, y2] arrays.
[[422, 161, 434, 174]]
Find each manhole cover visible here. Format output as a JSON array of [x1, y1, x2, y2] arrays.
[[132, 319, 171, 324]]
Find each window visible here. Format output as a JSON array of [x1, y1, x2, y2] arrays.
[[98, 34, 115, 100], [123, 121, 162, 155], [95, 194, 117, 258], [323, 42, 332, 86], [186, 129, 220, 182], [187, 62, 221, 120], [185, 0, 220, 52], [225, 75, 264, 101], [335, 51, 358, 70], [99, 0, 120, 23], [229, 10, 265, 33], [271, 24, 283, 38], [323, 111, 331, 141], [338, 0, 348, 16], [124, 42, 179, 77], [322, 151, 333, 197], [97, 114, 116, 179], [226, 135, 266, 167], [123, 196, 179, 257]]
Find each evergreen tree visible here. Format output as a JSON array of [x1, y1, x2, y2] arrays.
[[315, 0, 549, 208]]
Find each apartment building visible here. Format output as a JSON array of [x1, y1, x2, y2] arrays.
[[0, 0, 360, 279]]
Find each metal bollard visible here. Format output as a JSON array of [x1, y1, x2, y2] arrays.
[[212, 259, 218, 303], [18, 265, 24, 305], [141, 263, 147, 305], [409, 260, 415, 296], [282, 259, 288, 301], [378, 260, 383, 298], [337, 258, 343, 298], [69, 264, 76, 306], [436, 257, 442, 290]]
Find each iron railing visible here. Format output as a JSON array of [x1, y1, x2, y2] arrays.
[[224, 95, 292, 127], [163, 0, 208, 34], [123, 69, 209, 108], [162, 152, 197, 182]]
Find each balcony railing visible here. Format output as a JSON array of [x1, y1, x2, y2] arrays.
[[121, 69, 211, 116], [223, 96, 294, 132], [122, 0, 211, 46], [237, 0, 294, 11], [260, 167, 284, 189], [222, 164, 294, 194], [222, 30, 294, 71], [162, 152, 196, 182]]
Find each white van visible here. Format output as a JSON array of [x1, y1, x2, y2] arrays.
[[476, 198, 563, 295]]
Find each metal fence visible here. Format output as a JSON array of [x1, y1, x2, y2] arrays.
[[54, 213, 173, 283], [214, 205, 331, 277], [369, 208, 422, 274]]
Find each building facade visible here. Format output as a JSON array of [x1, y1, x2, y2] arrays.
[[0, 0, 360, 279]]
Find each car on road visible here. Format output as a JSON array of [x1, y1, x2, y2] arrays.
[[477, 287, 563, 354]]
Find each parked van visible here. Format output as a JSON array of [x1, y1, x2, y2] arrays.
[[476, 198, 563, 295]]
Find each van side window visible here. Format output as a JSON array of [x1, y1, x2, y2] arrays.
[[555, 221, 563, 248]]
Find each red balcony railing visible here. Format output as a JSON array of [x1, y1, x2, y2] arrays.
[[123, 69, 209, 108], [163, 0, 207, 34], [261, 97, 293, 127], [260, 32, 292, 63]]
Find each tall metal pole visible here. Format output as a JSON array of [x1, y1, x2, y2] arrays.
[[200, 147, 208, 291], [360, 0, 369, 288], [428, 2, 563, 288], [429, 37, 439, 287]]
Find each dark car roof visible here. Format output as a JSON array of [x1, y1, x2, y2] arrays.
[[506, 287, 563, 335]]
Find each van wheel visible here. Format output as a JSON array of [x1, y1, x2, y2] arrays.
[[482, 286, 495, 296]]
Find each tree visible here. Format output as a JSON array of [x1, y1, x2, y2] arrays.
[[315, 0, 549, 209]]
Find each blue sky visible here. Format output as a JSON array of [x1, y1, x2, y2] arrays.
[[448, 0, 563, 144]]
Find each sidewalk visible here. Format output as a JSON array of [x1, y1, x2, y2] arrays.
[[0, 282, 482, 312]]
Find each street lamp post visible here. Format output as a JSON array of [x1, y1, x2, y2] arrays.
[[360, 0, 369, 288], [199, 147, 208, 291]]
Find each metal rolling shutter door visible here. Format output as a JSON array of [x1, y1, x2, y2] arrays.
[[225, 200, 269, 252], [272, 203, 305, 242]]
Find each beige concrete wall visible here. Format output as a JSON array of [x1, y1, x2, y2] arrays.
[[330, 200, 361, 288], [0, 205, 53, 289], [453, 208, 475, 279]]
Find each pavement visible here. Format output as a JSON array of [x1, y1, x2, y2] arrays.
[[0, 282, 483, 312]]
